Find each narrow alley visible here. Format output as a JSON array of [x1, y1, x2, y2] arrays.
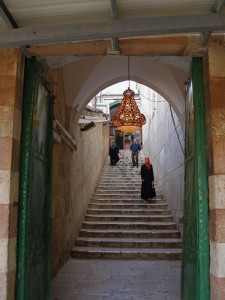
[[52, 151, 182, 299], [1, 2, 225, 298]]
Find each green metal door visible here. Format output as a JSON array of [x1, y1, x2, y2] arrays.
[[182, 58, 210, 299], [16, 58, 53, 299]]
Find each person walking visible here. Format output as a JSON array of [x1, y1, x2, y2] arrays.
[[130, 139, 141, 167], [109, 141, 119, 166], [141, 157, 154, 200]]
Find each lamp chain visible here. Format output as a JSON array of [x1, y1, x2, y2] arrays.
[[128, 56, 130, 87]]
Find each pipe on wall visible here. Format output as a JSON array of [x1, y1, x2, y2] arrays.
[[53, 118, 77, 150]]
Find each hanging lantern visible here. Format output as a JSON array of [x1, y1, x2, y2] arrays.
[[111, 57, 146, 134], [111, 87, 146, 134]]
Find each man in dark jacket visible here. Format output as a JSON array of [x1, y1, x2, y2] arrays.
[[130, 139, 141, 167]]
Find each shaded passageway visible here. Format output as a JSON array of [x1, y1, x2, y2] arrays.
[[49, 77, 184, 299]]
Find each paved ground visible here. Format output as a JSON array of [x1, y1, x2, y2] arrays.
[[51, 259, 181, 300]]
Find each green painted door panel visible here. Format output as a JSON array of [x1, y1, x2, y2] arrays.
[[16, 58, 53, 300], [182, 58, 210, 300]]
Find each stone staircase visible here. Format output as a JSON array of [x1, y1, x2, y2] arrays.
[[71, 150, 182, 260]]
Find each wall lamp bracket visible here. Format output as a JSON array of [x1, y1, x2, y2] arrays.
[[80, 122, 96, 131]]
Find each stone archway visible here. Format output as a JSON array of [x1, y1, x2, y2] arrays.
[[62, 55, 190, 128]]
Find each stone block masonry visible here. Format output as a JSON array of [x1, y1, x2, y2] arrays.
[[0, 49, 24, 300], [204, 46, 225, 300], [46, 68, 109, 276]]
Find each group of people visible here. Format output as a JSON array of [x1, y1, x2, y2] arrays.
[[109, 139, 155, 201]]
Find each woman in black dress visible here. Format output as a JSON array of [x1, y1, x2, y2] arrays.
[[141, 157, 154, 200], [109, 141, 119, 166]]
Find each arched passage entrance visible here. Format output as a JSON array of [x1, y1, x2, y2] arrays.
[[15, 54, 209, 300], [62, 56, 190, 127], [1, 0, 225, 297], [59, 55, 208, 298]]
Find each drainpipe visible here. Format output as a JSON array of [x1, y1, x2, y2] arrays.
[[54, 118, 77, 151]]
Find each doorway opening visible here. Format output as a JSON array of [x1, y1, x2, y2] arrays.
[[16, 56, 209, 300]]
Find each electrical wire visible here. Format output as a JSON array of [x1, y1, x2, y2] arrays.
[[128, 56, 130, 87], [169, 105, 185, 155], [139, 91, 165, 103]]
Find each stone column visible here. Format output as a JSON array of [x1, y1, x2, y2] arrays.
[[204, 46, 225, 300], [0, 49, 24, 300]]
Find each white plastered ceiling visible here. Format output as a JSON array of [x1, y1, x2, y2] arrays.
[[62, 55, 190, 125]]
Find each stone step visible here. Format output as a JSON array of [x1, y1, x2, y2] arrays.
[[101, 168, 142, 171], [101, 169, 141, 177], [99, 173, 142, 176], [103, 175, 142, 177], [95, 187, 142, 191], [103, 165, 144, 168], [92, 195, 143, 200], [97, 182, 142, 186], [94, 189, 161, 195], [96, 185, 159, 190], [90, 198, 165, 204], [99, 174, 141, 178], [103, 163, 144, 165], [94, 190, 143, 194], [89, 203, 168, 209], [91, 198, 144, 203], [101, 170, 142, 172], [82, 221, 177, 230], [97, 184, 142, 189], [102, 171, 143, 173], [99, 175, 141, 179], [87, 208, 171, 215], [75, 237, 183, 248], [79, 229, 180, 238], [92, 193, 163, 199], [98, 179, 142, 183], [101, 174, 142, 177], [102, 170, 143, 173], [85, 214, 173, 222], [71, 247, 182, 260], [97, 184, 144, 187]]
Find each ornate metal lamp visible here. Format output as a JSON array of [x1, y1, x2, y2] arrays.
[[111, 57, 146, 134]]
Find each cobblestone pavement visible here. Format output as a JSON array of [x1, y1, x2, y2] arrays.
[[51, 259, 181, 300]]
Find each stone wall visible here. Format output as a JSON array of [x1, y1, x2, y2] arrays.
[[46, 69, 109, 276], [0, 49, 24, 300], [140, 86, 185, 232], [204, 46, 225, 300]]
